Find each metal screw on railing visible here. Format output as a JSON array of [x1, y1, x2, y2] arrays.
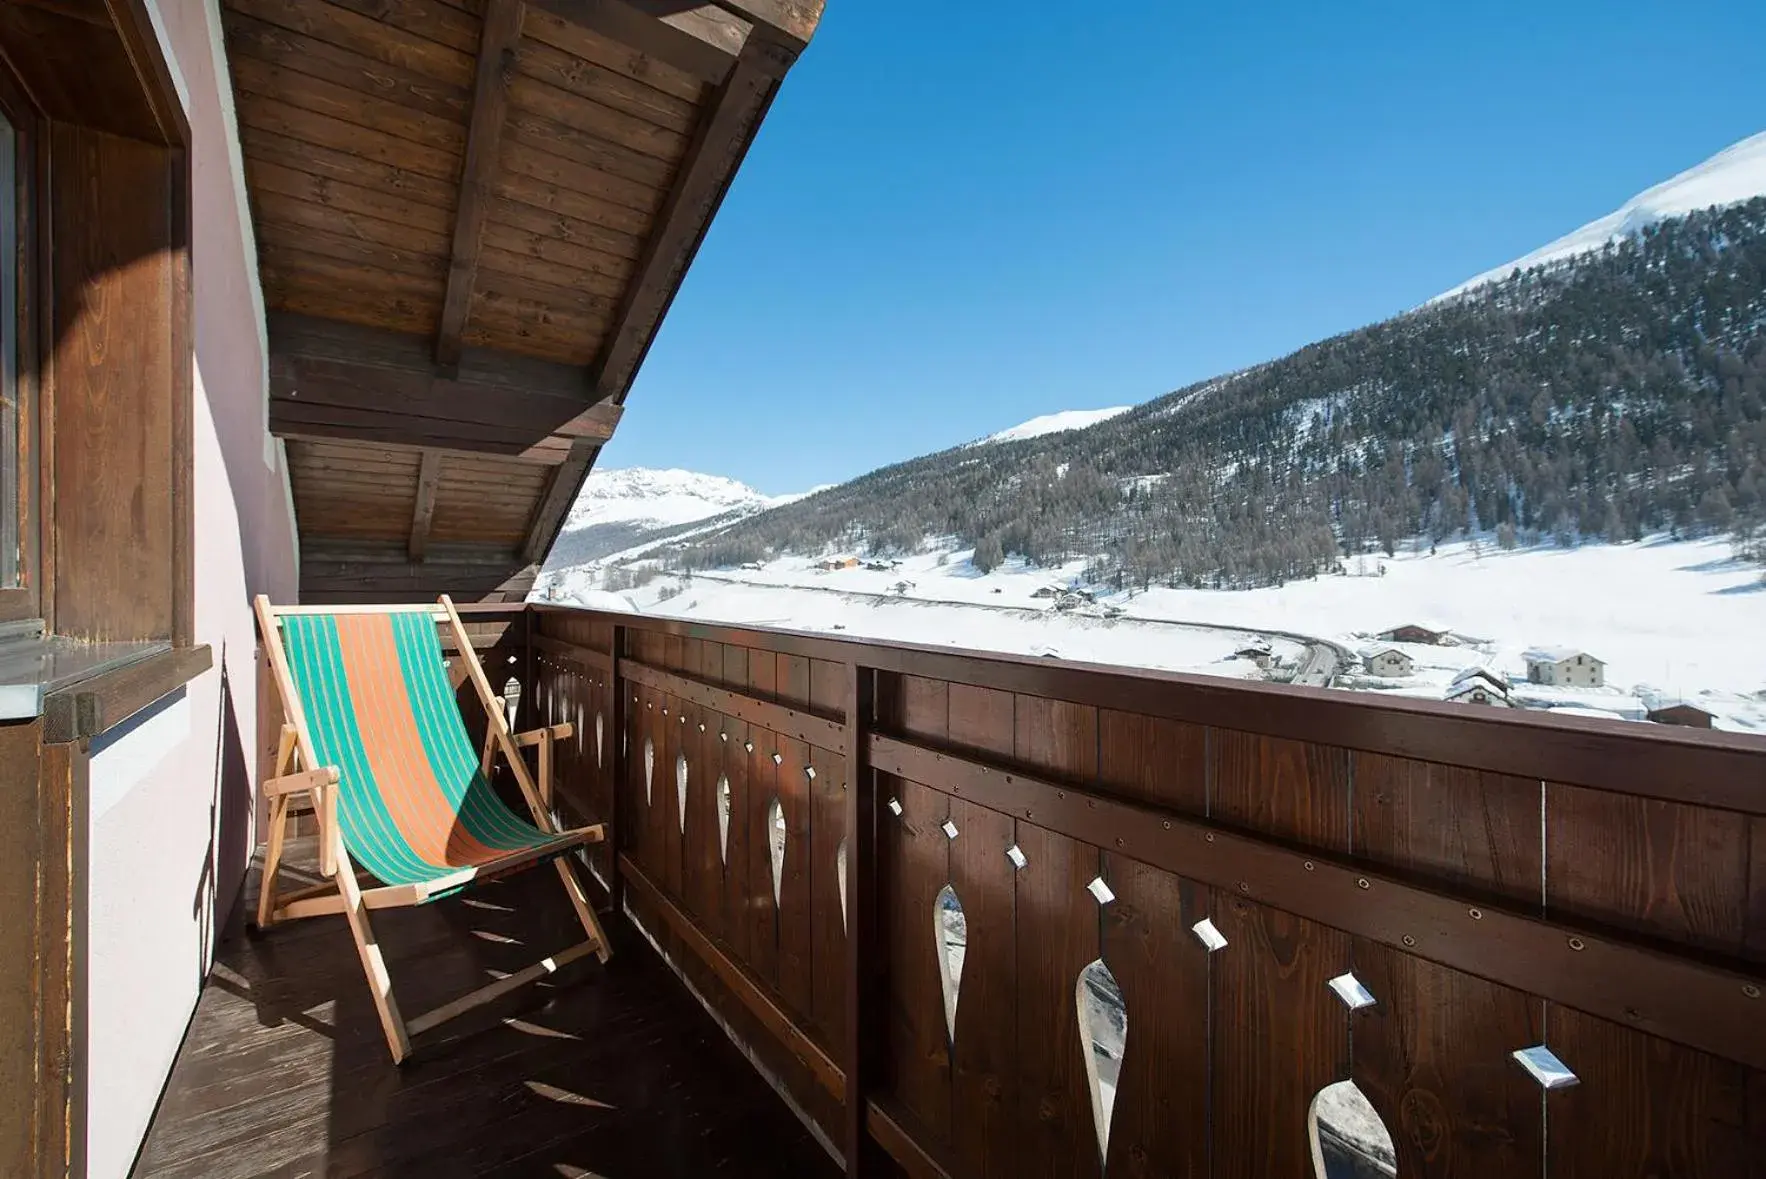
[[1402, 935, 1416, 947], [1303, 860, 1315, 871], [1568, 937, 1586, 952], [1469, 907, 1483, 920], [1356, 878, 1370, 890], [1744, 984, 1761, 999]]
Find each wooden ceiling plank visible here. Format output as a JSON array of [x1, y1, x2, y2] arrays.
[[502, 123, 661, 214], [320, 0, 483, 56], [506, 73, 687, 168], [586, 32, 794, 402], [231, 53, 468, 155], [221, 9, 472, 123], [512, 37, 699, 133], [247, 157, 457, 235], [526, 0, 743, 88], [437, 0, 526, 368], [234, 98, 462, 182], [520, 3, 701, 101], [238, 124, 459, 212], [256, 219, 450, 282], [408, 451, 445, 560], [521, 439, 599, 563], [224, 0, 477, 87], [491, 168, 651, 246]]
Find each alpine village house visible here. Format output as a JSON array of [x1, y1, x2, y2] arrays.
[[1, 5, 1763, 1179]]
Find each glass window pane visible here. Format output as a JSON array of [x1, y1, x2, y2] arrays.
[[0, 108, 15, 587]]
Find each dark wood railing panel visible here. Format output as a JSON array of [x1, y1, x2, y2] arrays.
[[1351, 939, 1545, 1178], [1096, 709, 1208, 816], [1212, 729, 1351, 852], [1012, 820, 1104, 1179], [880, 777, 955, 1144], [1545, 1005, 1756, 1176], [1350, 752, 1544, 910], [525, 604, 1766, 1179], [1212, 899, 1350, 1179], [945, 795, 1018, 1175], [810, 740, 849, 1050], [1100, 857, 1211, 1179], [1545, 783, 1759, 963]]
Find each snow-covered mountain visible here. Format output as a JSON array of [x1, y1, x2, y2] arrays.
[[1437, 130, 1766, 300], [977, 406, 1132, 444], [561, 467, 777, 532], [543, 468, 790, 573]]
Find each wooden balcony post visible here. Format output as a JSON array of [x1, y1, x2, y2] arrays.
[[842, 660, 881, 1175]]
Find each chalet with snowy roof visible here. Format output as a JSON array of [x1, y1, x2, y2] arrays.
[[1524, 647, 1606, 688], [1447, 666, 1511, 707], [817, 556, 860, 571], [1379, 624, 1447, 645], [1362, 647, 1415, 677], [1647, 702, 1716, 729]]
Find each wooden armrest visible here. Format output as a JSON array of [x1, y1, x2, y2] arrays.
[[512, 722, 574, 748], [264, 767, 339, 798]]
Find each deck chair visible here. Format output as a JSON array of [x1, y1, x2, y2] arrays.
[[252, 594, 609, 1063]]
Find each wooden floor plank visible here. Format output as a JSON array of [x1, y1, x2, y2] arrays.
[[133, 838, 839, 1179]]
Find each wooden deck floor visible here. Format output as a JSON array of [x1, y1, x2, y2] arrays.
[[133, 840, 839, 1179]]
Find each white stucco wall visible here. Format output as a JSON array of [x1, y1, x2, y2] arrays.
[[83, 3, 297, 1176]]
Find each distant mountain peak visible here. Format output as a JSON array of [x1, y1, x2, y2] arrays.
[[976, 406, 1133, 445], [563, 467, 777, 531], [1436, 129, 1766, 301]]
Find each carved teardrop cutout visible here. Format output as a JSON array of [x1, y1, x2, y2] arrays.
[[675, 753, 688, 834], [1076, 959, 1126, 1166], [934, 885, 966, 1043], [767, 797, 786, 907]]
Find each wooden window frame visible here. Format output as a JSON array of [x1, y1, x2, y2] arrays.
[[0, 59, 40, 627]]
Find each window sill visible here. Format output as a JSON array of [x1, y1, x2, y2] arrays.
[[0, 639, 212, 741]]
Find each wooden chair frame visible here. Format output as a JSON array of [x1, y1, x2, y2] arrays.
[[252, 594, 611, 1063]]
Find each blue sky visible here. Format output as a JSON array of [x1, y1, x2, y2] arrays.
[[603, 0, 1766, 494]]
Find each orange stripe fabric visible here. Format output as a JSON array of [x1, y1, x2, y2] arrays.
[[334, 615, 500, 868]]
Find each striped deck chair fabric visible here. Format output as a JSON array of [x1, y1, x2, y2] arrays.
[[280, 609, 571, 898]]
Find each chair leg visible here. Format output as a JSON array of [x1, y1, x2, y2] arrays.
[[256, 722, 299, 928], [255, 794, 290, 929], [552, 856, 612, 964], [335, 838, 412, 1063]]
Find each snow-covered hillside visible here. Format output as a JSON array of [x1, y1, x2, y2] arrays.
[[977, 406, 1131, 444], [1437, 130, 1766, 300]]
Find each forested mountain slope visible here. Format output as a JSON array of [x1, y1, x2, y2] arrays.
[[662, 198, 1766, 590]]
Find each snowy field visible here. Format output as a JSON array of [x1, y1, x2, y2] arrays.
[[536, 533, 1766, 734]]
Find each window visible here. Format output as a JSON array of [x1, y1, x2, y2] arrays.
[[0, 64, 35, 625], [0, 104, 16, 588]]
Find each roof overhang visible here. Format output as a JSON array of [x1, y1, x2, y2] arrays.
[[222, 0, 823, 600]]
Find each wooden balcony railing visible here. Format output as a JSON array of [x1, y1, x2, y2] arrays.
[[495, 603, 1764, 1178]]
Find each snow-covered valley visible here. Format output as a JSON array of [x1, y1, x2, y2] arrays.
[[536, 516, 1766, 734]]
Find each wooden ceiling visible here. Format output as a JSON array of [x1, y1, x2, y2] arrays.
[[222, 0, 822, 601]]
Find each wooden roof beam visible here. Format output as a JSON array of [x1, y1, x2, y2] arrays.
[[269, 315, 621, 460], [522, 439, 600, 563], [706, 0, 824, 55], [437, 0, 527, 369], [408, 451, 444, 561], [586, 32, 797, 403]]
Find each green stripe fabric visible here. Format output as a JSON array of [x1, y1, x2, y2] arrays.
[[280, 611, 563, 897]]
